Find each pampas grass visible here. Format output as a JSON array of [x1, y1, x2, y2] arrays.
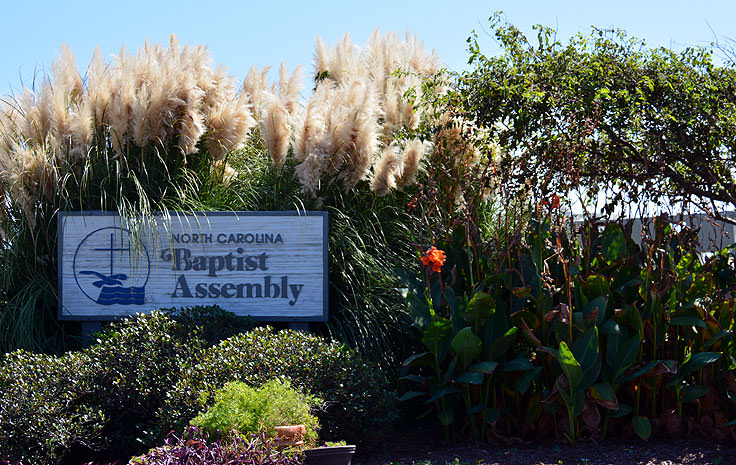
[[0, 30, 451, 366], [396, 138, 426, 188], [292, 29, 441, 196], [0, 34, 267, 228], [0, 27, 442, 214], [371, 145, 402, 196], [260, 93, 291, 170]]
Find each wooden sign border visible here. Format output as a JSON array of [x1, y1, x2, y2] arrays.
[[57, 210, 329, 322]]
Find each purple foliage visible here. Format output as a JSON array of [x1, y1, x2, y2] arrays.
[[131, 427, 303, 465]]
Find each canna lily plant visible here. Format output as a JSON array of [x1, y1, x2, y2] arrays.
[[399, 211, 736, 443]]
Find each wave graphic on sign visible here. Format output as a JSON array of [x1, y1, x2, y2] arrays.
[[96, 285, 146, 305], [78, 270, 145, 305]]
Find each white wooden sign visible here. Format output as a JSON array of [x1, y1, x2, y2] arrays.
[[58, 211, 328, 321]]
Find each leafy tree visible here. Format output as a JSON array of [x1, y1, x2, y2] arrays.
[[456, 14, 736, 223]]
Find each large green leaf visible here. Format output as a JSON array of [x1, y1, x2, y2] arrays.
[[678, 352, 722, 378], [611, 402, 633, 418], [589, 382, 618, 410], [462, 291, 495, 324], [612, 333, 641, 380], [486, 327, 518, 360], [600, 320, 621, 335], [703, 329, 733, 349], [669, 315, 707, 329], [397, 269, 431, 329], [421, 318, 452, 355], [579, 356, 602, 392], [430, 278, 442, 314], [681, 385, 709, 402], [601, 223, 627, 263], [437, 410, 455, 426], [516, 366, 542, 394], [468, 361, 498, 374], [585, 274, 611, 299], [619, 360, 676, 384], [426, 386, 459, 403], [467, 403, 485, 414], [618, 361, 657, 384], [398, 391, 426, 401], [572, 326, 599, 372], [451, 327, 482, 367], [405, 292, 431, 330], [399, 374, 427, 384], [402, 352, 430, 367], [632, 416, 651, 439], [558, 341, 583, 393], [455, 371, 485, 385], [442, 356, 459, 385], [501, 353, 534, 372], [484, 407, 501, 424], [583, 296, 608, 325]]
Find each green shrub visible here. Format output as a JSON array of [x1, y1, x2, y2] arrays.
[[161, 326, 398, 442], [0, 311, 396, 463], [191, 379, 320, 444], [82, 312, 201, 457], [0, 349, 103, 464], [0, 311, 198, 464], [164, 305, 257, 347]]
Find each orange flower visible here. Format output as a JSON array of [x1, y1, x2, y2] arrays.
[[421, 246, 446, 273]]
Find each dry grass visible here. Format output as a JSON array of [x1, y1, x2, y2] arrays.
[[0, 29, 444, 223]]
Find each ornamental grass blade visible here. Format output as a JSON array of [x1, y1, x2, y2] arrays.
[[402, 352, 430, 366]]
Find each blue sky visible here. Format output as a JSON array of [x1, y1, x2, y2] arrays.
[[0, 1, 734, 96]]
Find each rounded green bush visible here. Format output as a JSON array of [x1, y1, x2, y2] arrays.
[[191, 379, 320, 444], [0, 311, 397, 464], [161, 326, 398, 442], [0, 311, 196, 464]]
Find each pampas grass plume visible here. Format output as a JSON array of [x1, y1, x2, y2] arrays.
[[205, 93, 256, 160], [295, 149, 326, 196], [396, 138, 426, 187], [278, 62, 303, 115], [260, 94, 291, 170], [294, 84, 328, 162], [371, 145, 402, 196]]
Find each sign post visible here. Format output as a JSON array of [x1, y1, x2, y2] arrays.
[[58, 211, 328, 331]]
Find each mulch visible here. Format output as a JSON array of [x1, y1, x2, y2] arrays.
[[354, 439, 736, 465], [351, 425, 736, 465]]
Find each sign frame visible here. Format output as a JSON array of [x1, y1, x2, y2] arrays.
[[57, 210, 329, 322]]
